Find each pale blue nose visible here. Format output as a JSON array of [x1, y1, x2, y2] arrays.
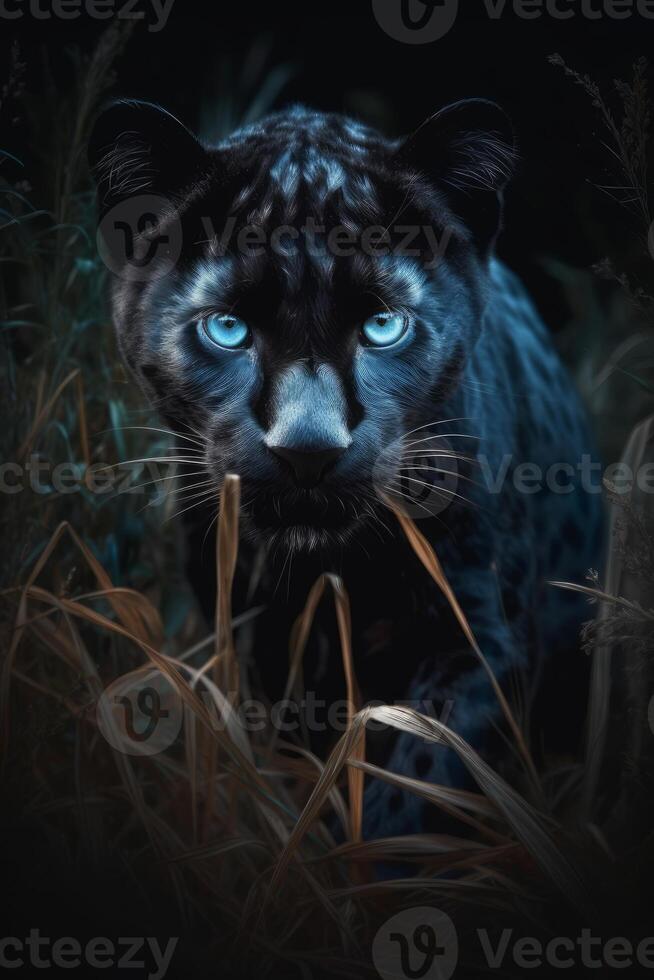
[[264, 363, 351, 488], [269, 445, 345, 488]]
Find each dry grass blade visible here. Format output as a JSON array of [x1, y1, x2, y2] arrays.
[[272, 572, 363, 842], [178, 662, 254, 763], [203, 473, 240, 839], [274, 743, 350, 839], [326, 876, 516, 905], [9, 581, 291, 843], [270, 705, 594, 917], [349, 758, 507, 843], [1, 520, 166, 764], [215, 473, 241, 694], [386, 496, 541, 792], [75, 372, 91, 472], [167, 838, 268, 865], [25, 593, 161, 858], [18, 367, 80, 460], [316, 834, 512, 864]]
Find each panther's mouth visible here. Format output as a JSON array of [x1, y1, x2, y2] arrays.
[[242, 485, 371, 551]]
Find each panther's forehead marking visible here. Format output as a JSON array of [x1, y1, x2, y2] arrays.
[[269, 148, 353, 224], [223, 106, 392, 241], [269, 149, 301, 198], [270, 145, 347, 196]]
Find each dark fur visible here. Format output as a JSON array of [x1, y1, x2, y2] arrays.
[[90, 100, 602, 836]]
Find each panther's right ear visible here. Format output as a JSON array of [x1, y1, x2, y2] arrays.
[[88, 99, 209, 215], [397, 99, 517, 249]]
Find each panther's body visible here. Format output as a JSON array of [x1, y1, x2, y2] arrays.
[[90, 101, 601, 836]]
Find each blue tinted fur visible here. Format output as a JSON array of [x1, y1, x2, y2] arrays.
[[91, 99, 602, 837]]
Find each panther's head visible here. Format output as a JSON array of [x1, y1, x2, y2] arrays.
[[90, 99, 515, 551]]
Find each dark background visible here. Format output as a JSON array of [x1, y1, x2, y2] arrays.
[[6, 1, 652, 334], [2, 7, 652, 972]]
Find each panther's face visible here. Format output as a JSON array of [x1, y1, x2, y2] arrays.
[[91, 100, 514, 551]]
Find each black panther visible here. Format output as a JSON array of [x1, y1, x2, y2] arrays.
[[89, 100, 602, 837]]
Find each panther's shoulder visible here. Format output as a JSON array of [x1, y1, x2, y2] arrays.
[[487, 258, 549, 343]]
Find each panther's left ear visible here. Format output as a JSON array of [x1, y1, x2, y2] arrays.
[[397, 99, 517, 248], [88, 99, 210, 218]]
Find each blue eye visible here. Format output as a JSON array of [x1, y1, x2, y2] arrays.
[[201, 313, 250, 349], [361, 312, 408, 348]]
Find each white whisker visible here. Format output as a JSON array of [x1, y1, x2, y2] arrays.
[[97, 457, 207, 472], [164, 479, 216, 500], [100, 425, 206, 448], [163, 489, 218, 524], [397, 465, 484, 489], [401, 432, 480, 449], [402, 417, 474, 439], [400, 450, 479, 464], [382, 484, 435, 518], [123, 469, 209, 494], [391, 474, 476, 508]]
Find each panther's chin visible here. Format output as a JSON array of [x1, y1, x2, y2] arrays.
[[240, 486, 368, 553], [262, 521, 360, 554]]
